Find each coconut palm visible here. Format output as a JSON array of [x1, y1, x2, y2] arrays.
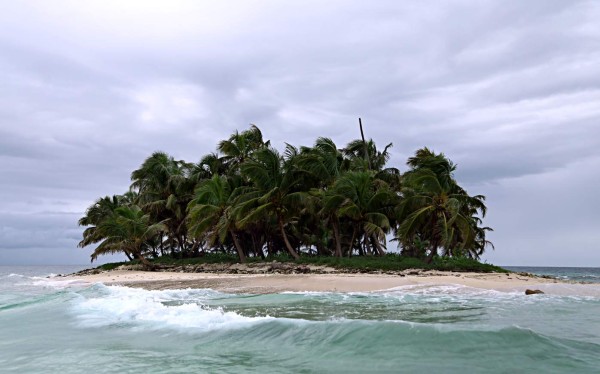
[[78, 194, 135, 260], [292, 137, 349, 257], [397, 167, 483, 262], [296, 137, 347, 187], [78, 129, 494, 265], [90, 205, 167, 267], [236, 147, 307, 259], [189, 152, 228, 182], [398, 148, 491, 261], [130, 151, 196, 254], [405, 147, 456, 191], [344, 139, 401, 188], [187, 175, 246, 262], [328, 172, 396, 256], [218, 125, 269, 174]]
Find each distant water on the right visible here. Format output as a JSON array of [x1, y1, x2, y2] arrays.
[[504, 266, 600, 283]]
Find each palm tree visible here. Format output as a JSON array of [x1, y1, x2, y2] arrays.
[[90, 205, 167, 268], [296, 137, 347, 186], [218, 125, 269, 174], [190, 152, 228, 181], [292, 137, 349, 257], [344, 139, 401, 188], [130, 151, 196, 255], [397, 167, 484, 262], [469, 222, 494, 259], [187, 175, 246, 262], [78, 129, 494, 265], [406, 147, 455, 191], [329, 172, 396, 256], [78, 194, 134, 260], [398, 148, 492, 261], [237, 147, 306, 260]]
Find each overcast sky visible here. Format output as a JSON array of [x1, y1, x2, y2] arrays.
[[1, 1, 599, 266]]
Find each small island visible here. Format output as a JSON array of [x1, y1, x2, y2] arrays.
[[70, 124, 597, 295], [70, 124, 586, 294]]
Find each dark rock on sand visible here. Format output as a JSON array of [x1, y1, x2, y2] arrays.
[[525, 289, 545, 295]]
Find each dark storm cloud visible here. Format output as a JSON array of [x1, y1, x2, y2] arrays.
[[1, 0, 599, 265]]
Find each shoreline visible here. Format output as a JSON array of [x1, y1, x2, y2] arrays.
[[60, 268, 600, 296]]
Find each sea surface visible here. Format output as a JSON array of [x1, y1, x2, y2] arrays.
[[1, 265, 599, 373]]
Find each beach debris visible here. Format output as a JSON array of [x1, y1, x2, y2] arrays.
[[525, 289, 545, 295]]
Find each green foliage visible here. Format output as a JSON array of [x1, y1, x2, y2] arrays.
[[296, 254, 427, 271], [96, 253, 506, 273], [431, 256, 508, 273], [78, 124, 494, 266], [98, 261, 130, 271], [151, 253, 241, 265]]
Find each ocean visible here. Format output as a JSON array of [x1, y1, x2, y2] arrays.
[[1, 266, 599, 373]]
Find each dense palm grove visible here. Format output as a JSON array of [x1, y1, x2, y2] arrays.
[[79, 125, 492, 266]]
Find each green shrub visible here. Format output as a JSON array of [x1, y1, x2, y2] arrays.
[[95, 253, 507, 273]]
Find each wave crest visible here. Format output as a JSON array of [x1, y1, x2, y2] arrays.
[[71, 285, 273, 332]]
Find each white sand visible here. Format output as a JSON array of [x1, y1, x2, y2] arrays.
[[61, 270, 600, 296]]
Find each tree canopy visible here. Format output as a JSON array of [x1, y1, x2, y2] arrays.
[[79, 125, 493, 267]]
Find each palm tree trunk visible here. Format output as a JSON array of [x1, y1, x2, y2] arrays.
[[426, 242, 438, 263], [251, 232, 265, 259], [190, 239, 202, 257], [159, 236, 166, 256], [357, 233, 365, 256], [426, 215, 440, 263], [371, 234, 386, 256], [177, 234, 186, 255], [134, 252, 155, 270], [279, 217, 300, 260], [124, 251, 133, 261], [347, 226, 357, 258], [267, 239, 273, 258], [229, 229, 247, 263], [332, 218, 342, 258]]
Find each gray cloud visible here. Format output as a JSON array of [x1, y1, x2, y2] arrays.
[[1, 0, 599, 265]]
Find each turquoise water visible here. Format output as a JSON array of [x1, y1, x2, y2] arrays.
[[505, 266, 600, 283], [1, 266, 599, 373]]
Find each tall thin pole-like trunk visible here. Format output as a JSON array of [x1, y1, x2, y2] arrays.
[[279, 216, 300, 260], [359, 118, 372, 170], [229, 229, 246, 263]]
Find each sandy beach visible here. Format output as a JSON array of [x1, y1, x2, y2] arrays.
[[61, 269, 600, 296]]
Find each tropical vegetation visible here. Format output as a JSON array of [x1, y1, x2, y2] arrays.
[[79, 125, 494, 269]]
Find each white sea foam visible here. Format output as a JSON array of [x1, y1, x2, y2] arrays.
[[5, 273, 27, 279], [380, 282, 600, 299], [71, 285, 274, 332], [280, 291, 334, 296], [30, 277, 93, 289], [381, 283, 516, 297]]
